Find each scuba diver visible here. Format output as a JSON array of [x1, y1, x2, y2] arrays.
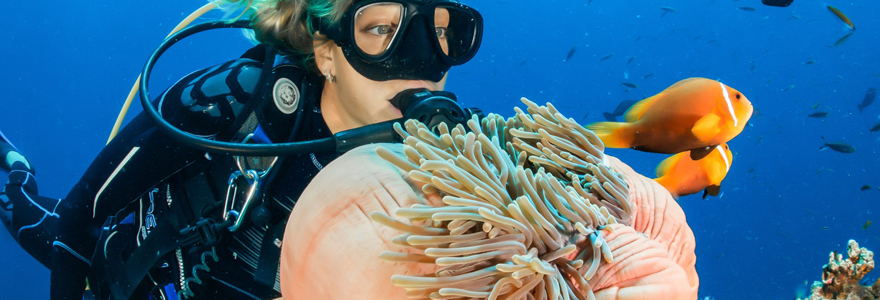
[[0, 0, 484, 299]]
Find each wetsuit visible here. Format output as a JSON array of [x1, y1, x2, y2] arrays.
[[1, 45, 341, 300]]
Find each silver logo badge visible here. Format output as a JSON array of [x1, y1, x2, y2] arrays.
[[273, 78, 299, 114]]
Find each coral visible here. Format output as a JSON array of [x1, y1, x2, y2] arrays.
[[801, 240, 878, 300]]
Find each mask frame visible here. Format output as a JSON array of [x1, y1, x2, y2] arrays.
[[319, 0, 483, 82]]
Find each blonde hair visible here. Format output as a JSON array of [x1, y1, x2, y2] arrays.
[[213, 0, 353, 68]]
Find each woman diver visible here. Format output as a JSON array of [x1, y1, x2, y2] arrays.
[[0, 0, 483, 299]]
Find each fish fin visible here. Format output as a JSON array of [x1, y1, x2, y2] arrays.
[[655, 153, 682, 178], [702, 185, 721, 200], [602, 112, 617, 122], [653, 176, 680, 200], [689, 146, 715, 160], [586, 122, 635, 148], [691, 114, 722, 142], [623, 96, 658, 122]]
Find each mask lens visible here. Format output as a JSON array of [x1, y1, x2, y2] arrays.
[[435, 5, 479, 60], [354, 2, 404, 56]]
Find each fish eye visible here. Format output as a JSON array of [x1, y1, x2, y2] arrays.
[[735, 93, 741, 100]]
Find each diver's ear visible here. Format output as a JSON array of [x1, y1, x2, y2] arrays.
[[313, 34, 336, 77]]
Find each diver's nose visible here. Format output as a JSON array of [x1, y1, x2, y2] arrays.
[[398, 15, 436, 63]]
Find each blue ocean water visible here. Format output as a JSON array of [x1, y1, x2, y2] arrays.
[[1, 0, 877, 299]]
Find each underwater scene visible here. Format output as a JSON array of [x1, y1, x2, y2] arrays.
[[1, 0, 878, 299]]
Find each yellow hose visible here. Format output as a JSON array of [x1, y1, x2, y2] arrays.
[[107, 2, 219, 144]]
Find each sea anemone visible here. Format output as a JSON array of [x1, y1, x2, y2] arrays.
[[372, 98, 632, 299]]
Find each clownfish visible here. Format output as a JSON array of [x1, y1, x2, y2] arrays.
[[588, 77, 753, 160], [653, 143, 733, 199]]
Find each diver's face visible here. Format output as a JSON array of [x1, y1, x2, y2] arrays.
[[314, 5, 457, 133], [332, 42, 447, 126], [314, 41, 448, 134]]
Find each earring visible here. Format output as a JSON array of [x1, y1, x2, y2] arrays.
[[324, 71, 336, 83]]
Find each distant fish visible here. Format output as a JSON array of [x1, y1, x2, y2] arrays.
[[660, 6, 676, 17], [820, 226, 830, 230], [781, 85, 795, 92], [612, 100, 637, 116], [599, 53, 614, 61], [808, 112, 829, 118], [750, 64, 756, 72], [870, 122, 880, 133], [834, 32, 854, 47], [857, 87, 876, 112], [643, 73, 654, 79], [621, 82, 639, 88], [627, 56, 636, 64], [861, 185, 872, 191], [601, 113, 616, 122], [820, 136, 855, 153], [738, 6, 756, 11], [519, 59, 528, 66], [812, 102, 821, 109], [827, 5, 855, 30], [863, 220, 872, 230], [804, 60, 817, 65], [602, 100, 638, 121], [565, 47, 577, 62], [815, 167, 833, 175]]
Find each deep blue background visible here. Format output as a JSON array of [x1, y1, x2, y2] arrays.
[[1, 0, 878, 299]]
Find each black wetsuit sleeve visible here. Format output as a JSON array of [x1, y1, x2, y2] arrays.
[[65, 57, 263, 231], [46, 58, 263, 300]]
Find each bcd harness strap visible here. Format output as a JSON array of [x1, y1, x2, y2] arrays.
[[94, 44, 303, 299]]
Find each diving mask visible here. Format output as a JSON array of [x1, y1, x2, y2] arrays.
[[319, 0, 483, 82]]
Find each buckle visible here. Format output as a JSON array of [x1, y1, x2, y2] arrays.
[[223, 169, 260, 232], [222, 133, 279, 232]]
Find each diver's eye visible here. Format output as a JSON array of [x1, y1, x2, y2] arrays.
[[435, 27, 448, 39], [735, 93, 741, 100], [367, 25, 395, 36]]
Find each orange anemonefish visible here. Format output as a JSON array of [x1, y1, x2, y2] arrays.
[[654, 143, 733, 199], [588, 77, 753, 160]]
